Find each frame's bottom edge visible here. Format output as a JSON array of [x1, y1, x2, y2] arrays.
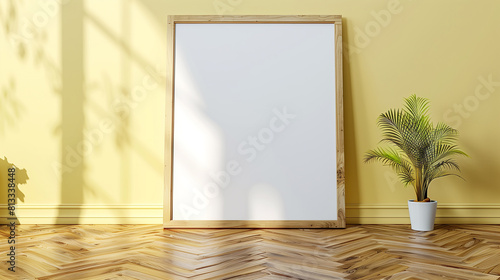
[[163, 220, 346, 229]]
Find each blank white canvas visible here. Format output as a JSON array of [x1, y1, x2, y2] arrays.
[[172, 23, 337, 220]]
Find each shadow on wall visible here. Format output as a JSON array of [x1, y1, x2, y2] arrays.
[[2, 0, 167, 223], [341, 18, 360, 208], [0, 78, 25, 135], [0, 157, 29, 225], [0, 1, 27, 134], [54, 0, 167, 222], [56, 0, 85, 225]]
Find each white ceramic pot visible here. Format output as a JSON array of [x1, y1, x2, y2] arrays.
[[408, 200, 437, 231]]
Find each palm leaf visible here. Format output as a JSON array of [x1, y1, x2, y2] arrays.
[[364, 147, 414, 186]]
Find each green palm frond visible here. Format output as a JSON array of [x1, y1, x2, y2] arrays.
[[431, 122, 459, 145], [365, 94, 468, 201], [364, 147, 414, 186]]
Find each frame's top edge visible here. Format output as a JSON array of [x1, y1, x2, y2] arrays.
[[168, 15, 342, 24]]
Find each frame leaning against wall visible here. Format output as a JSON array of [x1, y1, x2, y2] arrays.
[[164, 15, 344, 228]]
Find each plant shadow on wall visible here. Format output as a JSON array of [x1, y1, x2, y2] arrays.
[[1, 0, 166, 223], [0, 1, 27, 135], [0, 0, 61, 115], [0, 0, 68, 220], [0, 78, 25, 135], [0, 1, 31, 224], [55, 1, 166, 223], [0, 157, 29, 224]]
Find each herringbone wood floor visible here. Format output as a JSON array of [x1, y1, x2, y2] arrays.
[[0, 225, 499, 279]]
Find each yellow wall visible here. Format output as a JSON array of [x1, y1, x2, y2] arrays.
[[1, 0, 499, 224]]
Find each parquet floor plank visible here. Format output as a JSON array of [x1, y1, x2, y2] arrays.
[[1, 224, 500, 279]]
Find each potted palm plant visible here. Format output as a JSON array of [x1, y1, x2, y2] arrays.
[[364, 95, 467, 231]]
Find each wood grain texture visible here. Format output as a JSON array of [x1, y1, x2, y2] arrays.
[[169, 15, 342, 24], [163, 220, 345, 229], [164, 14, 175, 225], [1, 225, 500, 279], [335, 21, 345, 228]]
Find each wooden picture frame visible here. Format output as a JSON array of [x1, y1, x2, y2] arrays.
[[164, 15, 344, 228]]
